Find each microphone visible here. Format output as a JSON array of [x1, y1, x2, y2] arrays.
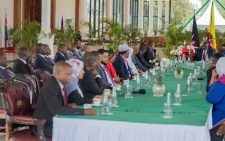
[[132, 89, 146, 94]]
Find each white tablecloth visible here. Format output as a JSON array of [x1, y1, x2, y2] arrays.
[[53, 113, 212, 141]]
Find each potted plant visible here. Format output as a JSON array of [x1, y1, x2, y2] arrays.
[[152, 74, 166, 97], [12, 21, 41, 52], [52, 19, 76, 46]]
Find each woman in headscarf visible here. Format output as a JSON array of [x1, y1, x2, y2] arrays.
[[206, 57, 225, 141], [127, 46, 139, 74], [65, 59, 92, 105], [206, 52, 224, 92]]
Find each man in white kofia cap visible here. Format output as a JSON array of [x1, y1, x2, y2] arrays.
[[113, 44, 132, 80]]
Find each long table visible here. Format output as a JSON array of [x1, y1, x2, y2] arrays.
[[53, 66, 212, 141]]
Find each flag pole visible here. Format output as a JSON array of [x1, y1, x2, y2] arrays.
[[4, 8, 8, 51]]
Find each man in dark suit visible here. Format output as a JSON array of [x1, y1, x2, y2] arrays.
[[54, 44, 68, 63], [33, 61, 97, 138], [79, 51, 104, 100], [13, 47, 33, 75], [113, 44, 131, 80], [33, 43, 54, 74], [144, 42, 156, 62], [195, 42, 215, 61], [98, 49, 114, 88], [136, 43, 153, 69], [72, 40, 83, 60], [0, 53, 14, 79]]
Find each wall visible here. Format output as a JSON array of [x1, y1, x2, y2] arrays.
[[55, 0, 75, 29], [0, 0, 14, 48]]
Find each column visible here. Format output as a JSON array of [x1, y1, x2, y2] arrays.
[[124, 0, 130, 27], [106, 0, 113, 20], [148, 0, 154, 36], [41, 0, 51, 33], [165, 0, 169, 32], [39, 0, 54, 57], [157, 0, 162, 35], [138, 0, 144, 29], [78, 0, 88, 34]]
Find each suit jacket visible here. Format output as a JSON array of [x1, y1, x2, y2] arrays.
[[13, 59, 32, 75], [144, 48, 156, 62], [73, 49, 83, 60], [98, 65, 113, 88], [132, 55, 148, 72], [54, 52, 68, 63], [33, 77, 83, 137], [33, 55, 53, 74], [79, 68, 104, 101], [68, 87, 93, 105], [195, 47, 214, 61], [113, 55, 130, 80], [136, 52, 152, 69]]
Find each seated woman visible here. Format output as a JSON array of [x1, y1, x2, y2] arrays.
[[79, 51, 104, 101], [105, 50, 121, 84], [206, 53, 224, 92], [66, 58, 103, 105], [206, 57, 225, 141]]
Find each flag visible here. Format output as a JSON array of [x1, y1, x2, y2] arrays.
[[208, 2, 217, 50], [61, 16, 64, 31], [4, 9, 8, 48], [191, 12, 200, 47]]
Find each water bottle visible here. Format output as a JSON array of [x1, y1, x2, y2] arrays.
[[111, 87, 119, 107], [162, 92, 172, 119], [125, 84, 133, 99], [186, 76, 192, 95], [101, 90, 113, 115], [174, 84, 182, 105], [136, 74, 141, 90]]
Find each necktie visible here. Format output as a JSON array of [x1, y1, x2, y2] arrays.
[[62, 87, 68, 106], [3, 68, 14, 77], [203, 51, 206, 61]]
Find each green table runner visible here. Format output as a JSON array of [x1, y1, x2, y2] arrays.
[[57, 66, 211, 126]]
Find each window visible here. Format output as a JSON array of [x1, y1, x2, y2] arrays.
[[113, 0, 124, 26], [87, 0, 106, 37], [130, 0, 138, 28], [153, 1, 158, 35], [143, 0, 149, 32], [162, 0, 166, 30]]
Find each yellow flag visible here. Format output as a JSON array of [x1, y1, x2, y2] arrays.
[[208, 2, 217, 50]]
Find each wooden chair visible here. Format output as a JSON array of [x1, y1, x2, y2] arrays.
[[1, 80, 46, 141]]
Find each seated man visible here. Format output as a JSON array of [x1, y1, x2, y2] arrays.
[[0, 52, 14, 79], [54, 44, 69, 63], [13, 47, 34, 75], [33, 43, 54, 74], [72, 40, 83, 60], [98, 49, 114, 88], [144, 42, 156, 63], [136, 43, 153, 69], [33, 61, 97, 138], [113, 44, 132, 80]]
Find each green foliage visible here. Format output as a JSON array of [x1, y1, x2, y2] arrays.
[[12, 21, 41, 52], [163, 24, 185, 58], [86, 19, 143, 51], [156, 74, 164, 85], [171, 0, 194, 25], [52, 19, 76, 45], [83, 21, 103, 45]]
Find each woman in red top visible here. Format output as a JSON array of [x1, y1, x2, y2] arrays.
[[105, 50, 121, 84]]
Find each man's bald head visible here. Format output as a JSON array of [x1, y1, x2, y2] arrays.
[[53, 61, 73, 85]]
